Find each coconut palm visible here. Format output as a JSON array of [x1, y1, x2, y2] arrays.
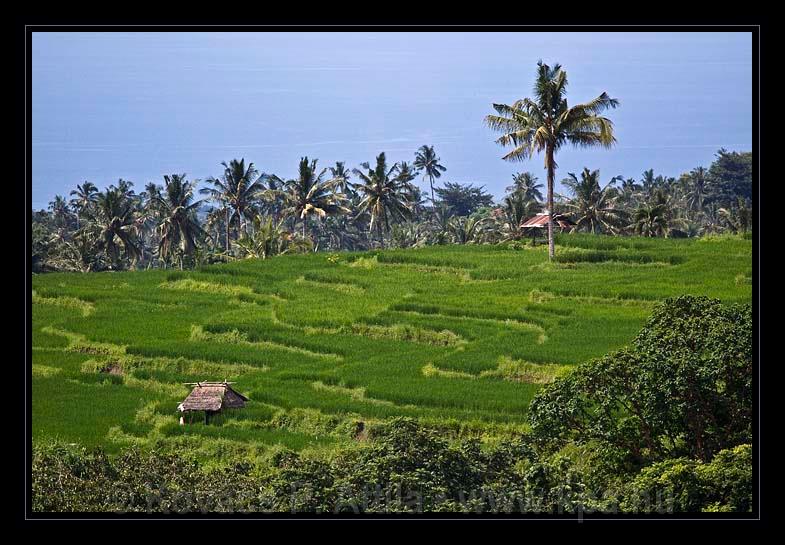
[[139, 182, 162, 205], [500, 192, 541, 241], [89, 188, 142, 269], [69, 182, 98, 228], [506, 172, 544, 203], [329, 162, 353, 195], [257, 173, 287, 222], [235, 216, 312, 259], [719, 197, 753, 234], [200, 159, 266, 250], [486, 60, 619, 259], [134, 183, 164, 266], [352, 152, 415, 247], [640, 169, 658, 197], [631, 202, 670, 237], [283, 157, 350, 240], [413, 145, 447, 205], [152, 174, 205, 269], [48, 195, 73, 230], [561, 168, 627, 234], [617, 177, 642, 208], [46, 229, 105, 273], [684, 166, 709, 216], [701, 202, 727, 235]]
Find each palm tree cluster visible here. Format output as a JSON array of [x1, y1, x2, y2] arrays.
[[32, 146, 752, 273], [33, 148, 449, 272], [552, 165, 752, 238]]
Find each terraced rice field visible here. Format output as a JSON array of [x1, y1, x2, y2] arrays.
[[30, 233, 752, 462]]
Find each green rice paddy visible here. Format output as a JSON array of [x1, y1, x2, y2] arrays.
[[31, 233, 752, 461]]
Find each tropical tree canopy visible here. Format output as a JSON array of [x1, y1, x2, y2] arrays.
[[434, 182, 494, 217]]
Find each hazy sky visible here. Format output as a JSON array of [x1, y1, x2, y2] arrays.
[[31, 31, 753, 210]]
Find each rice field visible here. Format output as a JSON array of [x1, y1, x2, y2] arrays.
[[30, 233, 752, 462]]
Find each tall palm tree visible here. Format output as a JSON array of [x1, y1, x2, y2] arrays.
[[69, 182, 98, 229], [506, 172, 544, 203], [48, 195, 73, 230], [89, 188, 142, 269], [110, 179, 137, 207], [352, 152, 415, 247], [719, 197, 753, 234], [561, 168, 627, 234], [413, 145, 447, 206], [395, 161, 422, 211], [200, 159, 265, 251], [153, 174, 205, 269], [329, 162, 353, 195], [136, 182, 164, 266], [640, 169, 657, 196], [500, 192, 541, 241], [258, 173, 287, 222], [485, 61, 619, 259], [618, 177, 642, 207], [139, 182, 162, 205], [684, 166, 709, 216], [283, 157, 350, 240]]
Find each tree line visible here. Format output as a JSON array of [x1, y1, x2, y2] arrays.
[[31, 145, 751, 273]]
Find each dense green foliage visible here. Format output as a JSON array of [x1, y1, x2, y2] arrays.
[[530, 296, 751, 468]]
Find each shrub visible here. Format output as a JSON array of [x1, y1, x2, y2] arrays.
[[529, 296, 752, 471], [620, 444, 752, 513]]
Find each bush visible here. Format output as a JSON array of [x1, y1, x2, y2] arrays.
[[529, 296, 752, 470], [620, 444, 752, 513]]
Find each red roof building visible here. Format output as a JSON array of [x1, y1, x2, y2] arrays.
[[520, 212, 573, 230]]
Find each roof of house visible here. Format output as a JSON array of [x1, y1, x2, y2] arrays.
[[520, 213, 574, 229], [177, 382, 249, 412]]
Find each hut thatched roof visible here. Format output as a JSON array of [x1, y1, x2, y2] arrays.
[[177, 382, 248, 413]]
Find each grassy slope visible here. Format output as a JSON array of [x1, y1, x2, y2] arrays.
[[31, 234, 752, 457]]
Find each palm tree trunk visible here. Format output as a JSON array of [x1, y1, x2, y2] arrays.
[[546, 145, 556, 260], [429, 175, 435, 208], [225, 208, 230, 253]]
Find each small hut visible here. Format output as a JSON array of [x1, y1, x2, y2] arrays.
[[520, 212, 574, 231], [520, 212, 574, 244], [177, 381, 248, 424]]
